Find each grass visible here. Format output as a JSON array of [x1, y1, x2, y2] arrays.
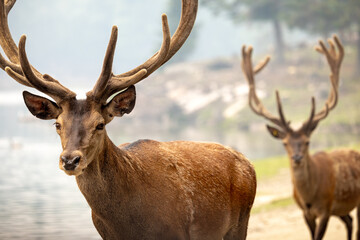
[[253, 142, 360, 181], [252, 197, 295, 214], [253, 155, 289, 181]]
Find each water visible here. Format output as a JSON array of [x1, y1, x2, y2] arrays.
[[0, 103, 100, 239], [0, 146, 100, 239]]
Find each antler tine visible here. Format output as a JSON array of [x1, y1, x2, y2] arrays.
[[89, 0, 198, 102], [301, 97, 315, 132], [275, 91, 291, 132], [241, 45, 288, 129], [91, 26, 119, 99], [254, 55, 270, 74], [0, 0, 76, 102], [0, 52, 22, 73], [305, 35, 343, 128], [88, 14, 170, 101], [5, 0, 16, 15], [0, 0, 19, 63], [16, 36, 76, 102]]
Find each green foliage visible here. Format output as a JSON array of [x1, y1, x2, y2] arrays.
[[202, 0, 360, 66], [283, 0, 359, 37], [253, 155, 289, 180], [252, 197, 294, 214]]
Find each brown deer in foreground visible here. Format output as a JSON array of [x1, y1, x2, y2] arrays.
[[0, 0, 256, 239], [241, 36, 360, 240]]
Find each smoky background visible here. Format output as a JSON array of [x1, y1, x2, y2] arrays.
[[0, 0, 359, 239]]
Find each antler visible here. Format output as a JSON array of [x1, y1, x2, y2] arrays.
[[1, 0, 198, 104], [301, 35, 344, 132], [241, 45, 292, 131], [0, 0, 76, 103], [88, 0, 198, 103]]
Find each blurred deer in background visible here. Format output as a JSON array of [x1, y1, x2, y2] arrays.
[[242, 36, 360, 240], [0, 0, 257, 239]]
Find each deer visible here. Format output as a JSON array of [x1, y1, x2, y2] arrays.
[[0, 0, 257, 239], [241, 36, 360, 240]]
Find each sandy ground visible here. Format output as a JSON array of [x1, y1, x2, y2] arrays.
[[246, 169, 359, 240]]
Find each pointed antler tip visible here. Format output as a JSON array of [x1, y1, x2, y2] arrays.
[[241, 45, 247, 53], [327, 38, 335, 45], [140, 69, 147, 75], [310, 96, 316, 106], [161, 14, 169, 24], [4, 66, 16, 77], [19, 34, 27, 41], [111, 25, 118, 32], [161, 14, 169, 29], [318, 39, 325, 46]]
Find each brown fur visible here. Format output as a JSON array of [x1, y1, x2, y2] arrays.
[[266, 129, 360, 240], [22, 92, 257, 240], [290, 148, 360, 240], [0, 0, 258, 238], [242, 36, 356, 240], [77, 138, 256, 240]]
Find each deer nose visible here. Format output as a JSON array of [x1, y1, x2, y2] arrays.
[[292, 154, 303, 164], [61, 155, 81, 171]]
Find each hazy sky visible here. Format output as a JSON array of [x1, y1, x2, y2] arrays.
[[1, 0, 310, 90]]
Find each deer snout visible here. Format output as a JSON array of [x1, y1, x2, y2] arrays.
[[60, 151, 83, 171], [292, 154, 303, 164]]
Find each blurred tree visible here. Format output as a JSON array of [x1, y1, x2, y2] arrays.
[[284, 0, 360, 70], [284, 0, 348, 38], [202, 0, 287, 63]]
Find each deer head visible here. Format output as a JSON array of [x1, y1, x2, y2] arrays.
[[241, 36, 344, 166], [0, 0, 197, 176]]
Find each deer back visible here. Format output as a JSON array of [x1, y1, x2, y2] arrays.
[[76, 139, 256, 239]]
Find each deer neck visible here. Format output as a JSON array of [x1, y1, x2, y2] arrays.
[[75, 133, 141, 203], [290, 151, 318, 202]]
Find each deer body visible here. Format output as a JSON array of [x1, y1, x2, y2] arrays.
[[291, 150, 360, 218], [76, 137, 256, 239], [242, 36, 360, 239], [0, 0, 257, 239]]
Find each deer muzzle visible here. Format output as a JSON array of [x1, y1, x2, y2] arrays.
[[59, 150, 84, 175], [292, 154, 303, 164]]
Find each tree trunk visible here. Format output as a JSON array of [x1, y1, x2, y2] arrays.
[[273, 19, 285, 64]]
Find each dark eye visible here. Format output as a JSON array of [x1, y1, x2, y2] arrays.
[[54, 122, 61, 130], [283, 142, 288, 146], [305, 141, 310, 146], [96, 123, 105, 130]]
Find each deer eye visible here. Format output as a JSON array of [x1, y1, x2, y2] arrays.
[[96, 123, 105, 130], [54, 122, 61, 130], [305, 141, 310, 146], [283, 142, 288, 147]]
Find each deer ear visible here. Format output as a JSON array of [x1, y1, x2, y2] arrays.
[[266, 125, 286, 139], [104, 85, 136, 122], [23, 91, 61, 120]]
